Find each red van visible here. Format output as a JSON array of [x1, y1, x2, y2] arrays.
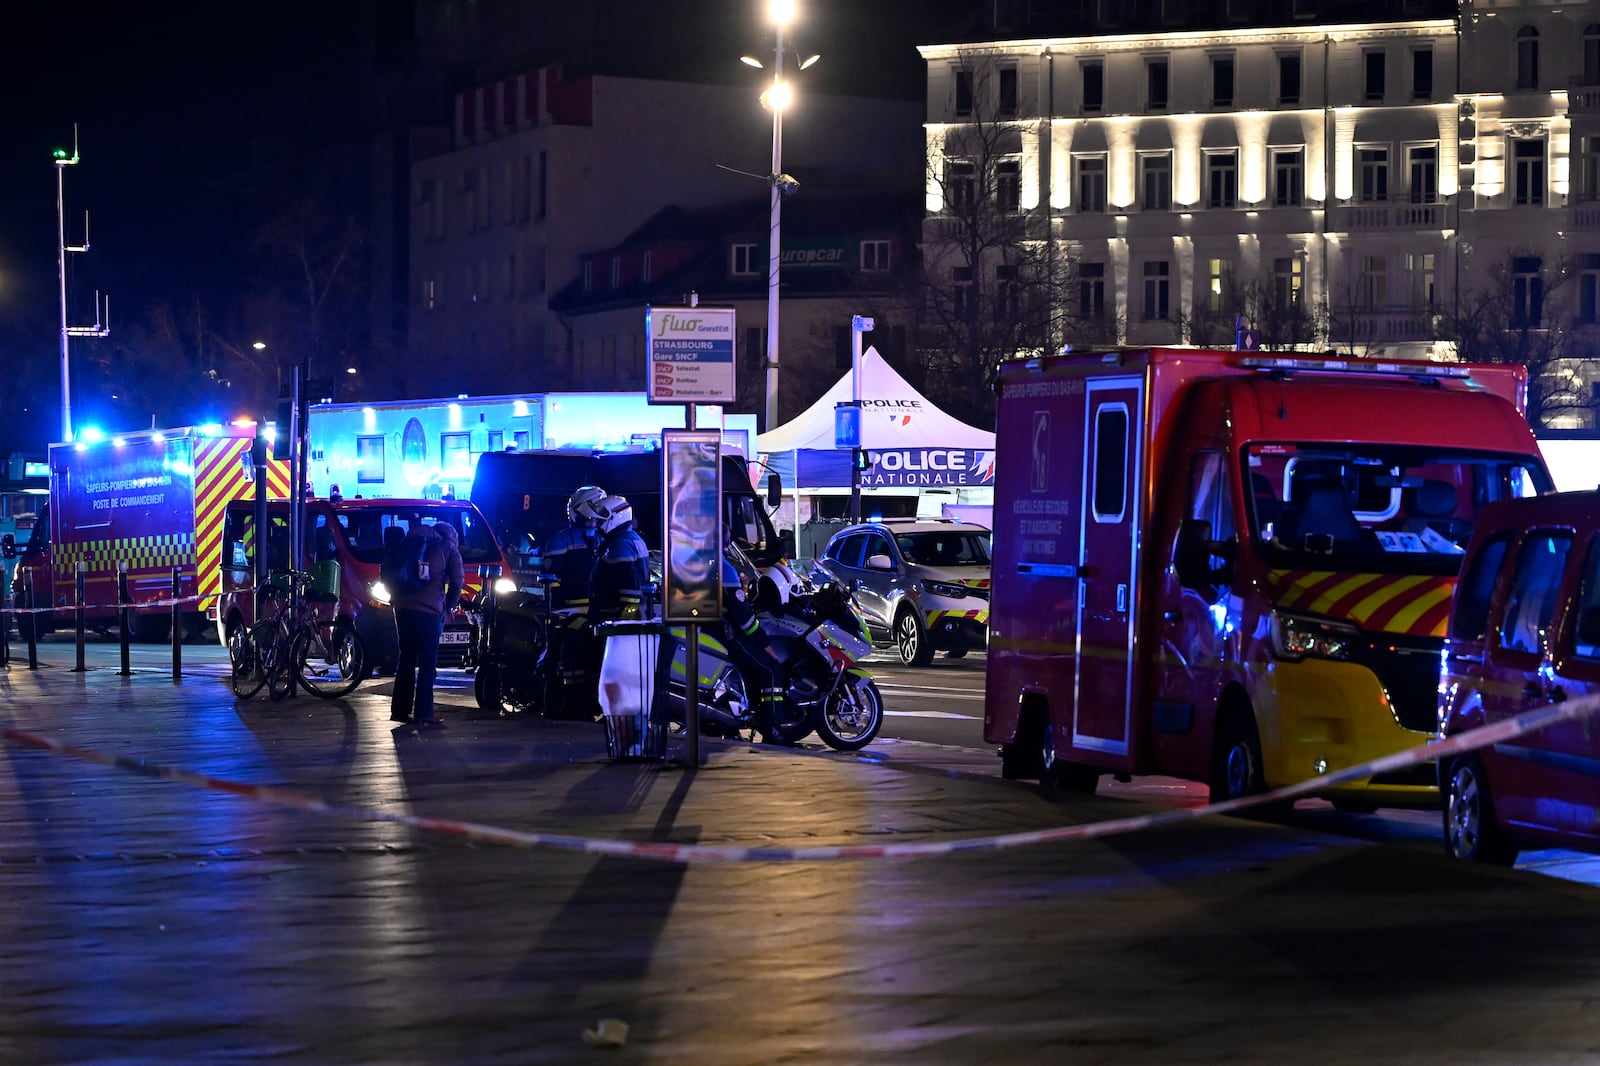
[[214, 497, 514, 672], [1439, 490, 1600, 864]]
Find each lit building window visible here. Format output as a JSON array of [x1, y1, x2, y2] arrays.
[[1274, 256, 1303, 307], [1207, 258, 1232, 313], [947, 160, 977, 212], [1406, 253, 1435, 312]]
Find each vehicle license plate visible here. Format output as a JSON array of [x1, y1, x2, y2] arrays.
[[441, 629, 471, 644]]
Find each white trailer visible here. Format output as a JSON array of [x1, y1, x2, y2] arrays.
[[306, 392, 755, 500]]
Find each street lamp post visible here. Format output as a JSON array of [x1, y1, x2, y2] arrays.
[[742, 0, 817, 434], [763, 4, 789, 435]]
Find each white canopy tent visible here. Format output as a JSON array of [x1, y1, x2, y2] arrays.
[[756, 349, 996, 557]]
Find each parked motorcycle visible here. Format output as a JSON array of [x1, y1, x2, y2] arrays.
[[661, 580, 884, 752], [473, 575, 604, 720]]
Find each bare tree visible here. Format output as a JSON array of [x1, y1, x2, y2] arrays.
[[918, 50, 1080, 426], [1438, 251, 1600, 428]]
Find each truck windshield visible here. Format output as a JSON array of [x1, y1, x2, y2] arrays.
[[338, 506, 501, 565], [1244, 444, 1550, 573]]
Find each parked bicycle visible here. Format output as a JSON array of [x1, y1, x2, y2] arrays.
[[229, 570, 367, 701]]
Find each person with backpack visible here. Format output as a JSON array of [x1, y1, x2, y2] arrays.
[[386, 520, 464, 729]]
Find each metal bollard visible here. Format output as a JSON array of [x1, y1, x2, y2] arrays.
[[1, 569, 10, 670], [23, 568, 38, 670], [72, 562, 87, 673], [117, 565, 132, 676], [171, 567, 182, 682]]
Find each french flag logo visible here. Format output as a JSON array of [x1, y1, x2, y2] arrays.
[[888, 414, 911, 426]]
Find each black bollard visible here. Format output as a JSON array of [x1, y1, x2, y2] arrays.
[[117, 565, 132, 676], [23, 568, 38, 670], [171, 567, 182, 682], [72, 563, 87, 673], [1, 568, 10, 670]]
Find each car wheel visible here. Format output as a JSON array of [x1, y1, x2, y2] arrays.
[[1444, 756, 1519, 865], [894, 608, 934, 667], [1210, 706, 1268, 805]]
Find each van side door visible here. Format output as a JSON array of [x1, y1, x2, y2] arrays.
[[1074, 376, 1144, 758], [1485, 528, 1574, 830]]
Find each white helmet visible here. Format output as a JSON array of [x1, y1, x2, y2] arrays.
[[568, 484, 607, 525], [595, 494, 633, 536]]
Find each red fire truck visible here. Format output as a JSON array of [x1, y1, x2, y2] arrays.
[[12, 424, 290, 642], [986, 349, 1552, 810]]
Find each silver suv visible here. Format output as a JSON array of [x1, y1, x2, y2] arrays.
[[810, 519, 991, 666]]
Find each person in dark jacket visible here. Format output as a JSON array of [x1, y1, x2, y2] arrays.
[[542, 485, 606, 610], [587, 495, 652, 623], [389, 521, 464, 729]]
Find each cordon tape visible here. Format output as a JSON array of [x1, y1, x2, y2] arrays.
[[3, 695, 1598, 864]]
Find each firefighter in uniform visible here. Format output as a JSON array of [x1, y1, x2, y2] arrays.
[[539, 485, 606, 717], [586, 494, 652, 623], [542, 485, 606, 609]]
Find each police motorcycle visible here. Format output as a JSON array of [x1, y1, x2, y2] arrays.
[[660, 545, 884, 752], [473, 573, 605, 720]]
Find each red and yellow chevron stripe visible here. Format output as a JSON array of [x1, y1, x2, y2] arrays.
[[194, 437, 291, 600], [1266, 569, 1456, 638], [927, 608, 989, 626]]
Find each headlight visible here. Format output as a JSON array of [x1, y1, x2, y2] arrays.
[[494, 576, 517, 595], [922, 580, 968, 599], [369, 580, 391, 605], [1271, 610, 1359, 662]]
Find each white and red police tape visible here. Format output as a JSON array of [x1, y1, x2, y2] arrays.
[[3, 693, 1597, 864]]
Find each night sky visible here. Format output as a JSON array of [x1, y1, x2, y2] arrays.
[[0, 1, 974, 452]]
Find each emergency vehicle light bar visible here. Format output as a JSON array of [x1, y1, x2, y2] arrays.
[[1237, 355, 1471, 379]]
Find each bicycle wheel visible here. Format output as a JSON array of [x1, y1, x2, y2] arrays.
[[228, 622, 268, 699], [264, 621, 296, 702], [294, 618, 367, 699]]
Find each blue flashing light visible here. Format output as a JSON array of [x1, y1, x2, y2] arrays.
[[74, 443, 88, 452], [197, 423, 224, 437], [112, 436, 126, 447], [151, 432, 166, 444], [80, 427, 106, 443]]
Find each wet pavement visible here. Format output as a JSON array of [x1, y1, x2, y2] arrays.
[[2, 643, 1600, 1064]]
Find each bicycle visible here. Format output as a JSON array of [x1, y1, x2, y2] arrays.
[[229, 570, 368, 700]]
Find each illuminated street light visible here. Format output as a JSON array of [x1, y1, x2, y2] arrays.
[[741, 1, 818, 433]]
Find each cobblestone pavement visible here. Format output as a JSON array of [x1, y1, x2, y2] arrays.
[[1, 644, 1600, 1064]]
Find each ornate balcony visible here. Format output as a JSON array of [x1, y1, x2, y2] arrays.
[[1329, 199, 1456, 231]]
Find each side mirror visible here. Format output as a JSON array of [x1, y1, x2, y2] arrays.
[[1175, 518, 1233, 589], [766, 472, 782, 508], [0, 533, 13, 559], [865, 553, 893, 571]]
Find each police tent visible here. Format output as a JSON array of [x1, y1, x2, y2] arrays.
[[756, 348, 994, 557]]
